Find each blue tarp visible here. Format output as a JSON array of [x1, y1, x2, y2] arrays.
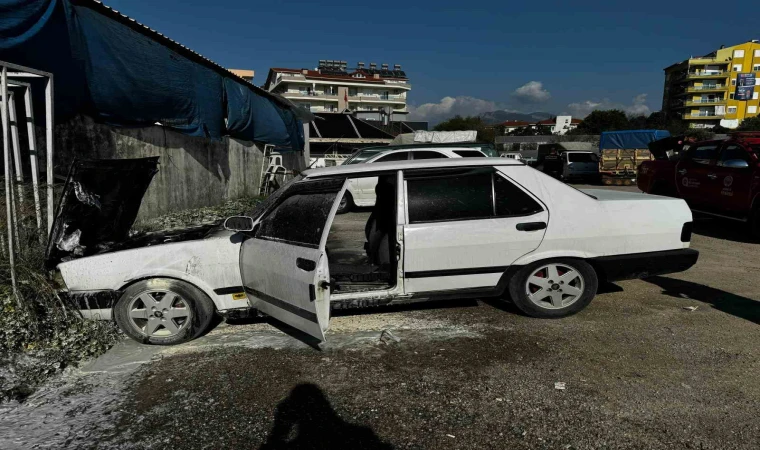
[[599, 130, 671, 150], [0, 0, 303, 150]]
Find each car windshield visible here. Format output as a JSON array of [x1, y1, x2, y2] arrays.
[[248, 174, 304, 220], [568, 153, 598, 162], [343, 148, 385, 164]]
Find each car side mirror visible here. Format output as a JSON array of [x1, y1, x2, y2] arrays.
[[721, 159, 749, 169], [224, 216, 255, 232]]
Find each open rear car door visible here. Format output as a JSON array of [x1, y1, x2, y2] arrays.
[[240, 178, 346, 341]]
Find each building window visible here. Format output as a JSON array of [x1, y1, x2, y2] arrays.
[[733, 64, 743, 72], [734, 49, 745, 58], [728, 106, 738, 114], [730, 93, 735, 99], [754, 64, 760, 72], [749, 106, 758, 114], [754, 92, 759, 100], [731, 79, 737, 86]]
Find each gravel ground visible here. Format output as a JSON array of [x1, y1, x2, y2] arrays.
[[3, 185, 760, 449]]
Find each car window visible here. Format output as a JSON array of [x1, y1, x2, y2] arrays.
[[373, 151, 410, 163], [686, 144, 719, 165], [343, 148, 384, 164], [567, 153, 599, 163], [719, 144, 749, 163], [412, 151, 448, 160], [255, 179, 343, 248], [452, 150, 486, 158], [406, 170, 493, 223], [405, 169, 543, 223], [494, 175, 544, 217]]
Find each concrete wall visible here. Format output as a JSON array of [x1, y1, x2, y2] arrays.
[[53, 116, 304, 221]]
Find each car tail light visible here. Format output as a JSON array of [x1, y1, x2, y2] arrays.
[[680, 222, 693, 242]]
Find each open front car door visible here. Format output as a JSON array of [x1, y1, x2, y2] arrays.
[[240, 178, 346, 341]]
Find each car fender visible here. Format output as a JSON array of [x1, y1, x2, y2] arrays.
[[511, 249, 593, 267], [118, 268, 223, 310]]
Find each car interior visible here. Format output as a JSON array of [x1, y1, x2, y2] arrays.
[[326, 174, 398, 293]]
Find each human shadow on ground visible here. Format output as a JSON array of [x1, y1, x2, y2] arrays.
[[260, 383, 393, 450], [644, 276, 760, 324]]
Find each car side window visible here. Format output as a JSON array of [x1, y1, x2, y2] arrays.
[[718, 145, 749, 164], [405, 169, 543, 224], [452, 150, 486, 158], [685, 144, 719, 165], [373, 151, 410, 163], [256, 180, 343, 248], [412, 151, 448, 160], [406, 170, 493, 223], [494, 175, 544, 217]]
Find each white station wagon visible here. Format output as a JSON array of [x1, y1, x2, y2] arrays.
[[52, 158, 698, 345]]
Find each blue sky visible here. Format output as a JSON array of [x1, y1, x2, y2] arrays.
[[106, 0, 755, 123]]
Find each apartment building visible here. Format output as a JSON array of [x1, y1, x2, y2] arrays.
[[263, 60, 410, 121], [663, 40, 760, 129]]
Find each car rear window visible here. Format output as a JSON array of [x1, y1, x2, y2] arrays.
[[344, 148, 384, 164], [412, 151, 448, 160], [567, 153, 599, 163], [452, 150, 486, 158]]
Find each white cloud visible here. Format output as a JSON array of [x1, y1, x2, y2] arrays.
[[408, 96, 503, 124], [567, 94, 651, 118], [512, 81, 551, 103]]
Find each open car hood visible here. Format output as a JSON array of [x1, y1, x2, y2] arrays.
[[648, 135, 686, 160], [46, 158, 159, 268]]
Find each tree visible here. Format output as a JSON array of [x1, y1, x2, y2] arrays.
[[572, 109, 630, 134], [737, 116, 760, 131], [433, 115, 495, 143]]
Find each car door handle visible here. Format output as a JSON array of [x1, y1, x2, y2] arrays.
[[516, 222, 547, 231], [707, 173, 717, 179], [678, 169, 687, 175], [296, 258, 316, 271]]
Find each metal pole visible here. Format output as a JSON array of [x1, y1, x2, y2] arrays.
[[45, 75, 53, 234], [8, 92, 25, 204], [23, 85, 42, 231], [2, 66, 18, 299]]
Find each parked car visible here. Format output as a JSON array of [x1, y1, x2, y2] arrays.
[[338, 144, 495, 212], [542, 151, 600, 181], [53, 158, 698, 345], [501, 152, 524, 161], [638, 132, 760, 238]]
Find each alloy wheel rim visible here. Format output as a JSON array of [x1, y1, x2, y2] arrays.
[[525, 263, 585, 310], [127, 289, 192, 337]]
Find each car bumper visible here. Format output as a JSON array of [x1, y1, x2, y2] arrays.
[[63, 290, 120, 320], [591, 249, 699, 282]]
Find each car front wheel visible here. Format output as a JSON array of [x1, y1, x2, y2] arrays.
[[508, 259, 598, 318], [336, 192, 354, 214], [114, 278, 215, 345]]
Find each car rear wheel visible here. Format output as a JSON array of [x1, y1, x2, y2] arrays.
[[337, 192, 354, 214], [114, 278, 215, 345], [751, 206, 760, 241], [508, 259, 598, 318]]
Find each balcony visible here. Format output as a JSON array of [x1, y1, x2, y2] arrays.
[[686, 84, 726, 93], [687, 71, 728, 79], [682, 112, 724, 120], [283, 91, 339, 101], [688, 57, 731, 65], [683, 98, 726, 107]]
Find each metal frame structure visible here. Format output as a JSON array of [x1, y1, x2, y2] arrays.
[[0, 60, 54, 298]]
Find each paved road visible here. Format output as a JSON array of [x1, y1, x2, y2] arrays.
[[2, 185, 759, 449]]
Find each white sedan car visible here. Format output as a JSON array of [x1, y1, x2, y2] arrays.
[[54, 158, 698, 345]]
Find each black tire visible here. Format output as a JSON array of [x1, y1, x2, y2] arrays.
[[114, 278, 215, 345], [751, 206, 760, 241], [507, 258, 598, 318], [337, 192, 354, 214]]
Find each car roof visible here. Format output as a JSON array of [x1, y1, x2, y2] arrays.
[[303, 157, 522, 178]]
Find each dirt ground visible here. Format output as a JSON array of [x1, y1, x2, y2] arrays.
[[2, 185, 760, 449]]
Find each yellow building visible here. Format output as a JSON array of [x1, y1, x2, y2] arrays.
[[663, 40, 760, 129]]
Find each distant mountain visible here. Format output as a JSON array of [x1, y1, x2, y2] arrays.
[[479, 111, 554, 124]]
